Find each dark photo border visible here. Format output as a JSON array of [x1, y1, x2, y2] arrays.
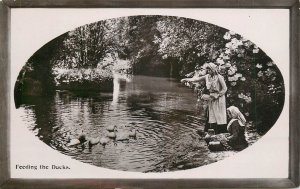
[[0, 0, 299, 188]]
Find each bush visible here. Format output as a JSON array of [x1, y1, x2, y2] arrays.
[[182, 31, 284, 134]]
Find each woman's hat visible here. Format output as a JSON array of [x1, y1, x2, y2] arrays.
[[195, 65, 201, 70], [206, 62, 218, 73]]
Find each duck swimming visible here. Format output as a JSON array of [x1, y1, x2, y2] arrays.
[[88, 137, 100, 146], [78, 130, 87, 143], [107, 130, 117, 139], [107, 125, 117, 132], [67, 138, 81, 147], [67, 131, 87, 147], [129, 129, 138, 138], [99, 137, 110, 147], [116, 132, 129, 141]]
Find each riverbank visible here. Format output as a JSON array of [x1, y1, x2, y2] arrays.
[[148, 122, 261, 172]]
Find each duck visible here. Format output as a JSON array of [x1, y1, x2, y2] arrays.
[[107, 130, 117, 139], [67, 138, 81, 147], [129, 129, 138, 138], [116, 132, 129, 141], [99, 137, 110, 147], [88, 137, 100, 146], [78, 132, 87, 144], [67, 131, 87, 147], [107, 125, 117, 132]]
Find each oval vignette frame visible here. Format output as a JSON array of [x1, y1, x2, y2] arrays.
[[13, 15, 285, 172], [0, 1, 299, 188]]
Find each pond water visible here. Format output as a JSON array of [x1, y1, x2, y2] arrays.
[[18, 75, 217, 172]]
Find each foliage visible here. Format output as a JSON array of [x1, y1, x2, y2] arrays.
[[126, 16, 163, 75], [179, 29, 284, 134], [152, 16, 284, 133], [155, 17, 227, 76], [53, 68, 111, 85], [52, 18, 130, 69], [49, 18, 131, 88], [52, 56, 131, 90], [215, 31, 284, 133], [16, 15, 284, 134]]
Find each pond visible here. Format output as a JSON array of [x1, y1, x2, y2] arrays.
[[18, 75, 229, 172]]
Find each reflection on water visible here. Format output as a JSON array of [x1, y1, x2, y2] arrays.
[[19, 75, 213, 172]]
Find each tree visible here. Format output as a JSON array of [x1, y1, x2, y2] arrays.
[[154, 16, 284, 134], [154, 16, 227, 77], [52, 17, 131, 70], [126, 16, 163, 75]]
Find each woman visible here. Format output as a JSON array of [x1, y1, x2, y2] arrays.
[[226, 106, 248, 150], [181, 63, 227, 134]]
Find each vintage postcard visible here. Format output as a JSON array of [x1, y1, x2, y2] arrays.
[[10, 8, 289, 179]]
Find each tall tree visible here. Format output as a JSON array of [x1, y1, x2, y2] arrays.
[[127, 16, 162, 75]]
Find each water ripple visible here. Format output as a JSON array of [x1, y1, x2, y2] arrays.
[[20, 76, 206, 172]]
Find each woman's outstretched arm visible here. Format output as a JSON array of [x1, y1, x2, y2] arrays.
[[181, 75, 206, 83]]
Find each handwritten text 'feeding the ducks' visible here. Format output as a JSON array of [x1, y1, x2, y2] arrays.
[[15, 164, 71, 170]]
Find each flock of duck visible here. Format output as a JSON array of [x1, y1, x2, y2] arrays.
[[66, 125, 138, 148]]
